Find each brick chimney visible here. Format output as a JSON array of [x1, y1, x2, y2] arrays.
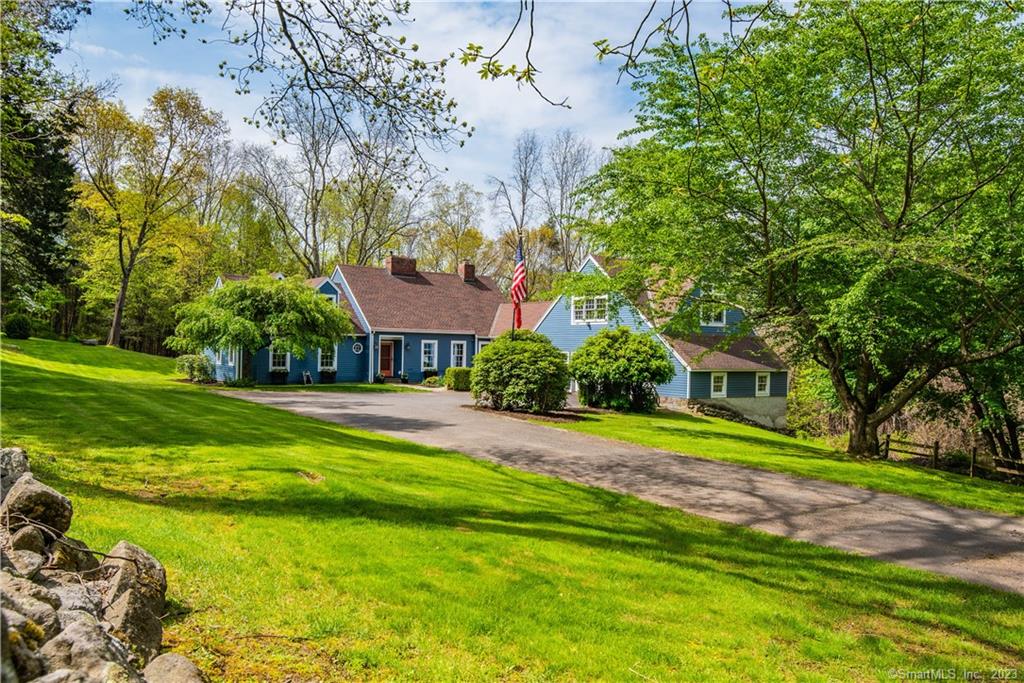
[[385, 254, 417, 276], [458, 261, 476, 282]]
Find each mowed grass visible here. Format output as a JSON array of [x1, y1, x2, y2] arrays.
[[2, 338, 1023, 681], [541, 410, 1024, 517]]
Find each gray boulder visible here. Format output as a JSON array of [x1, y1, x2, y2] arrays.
[[1, 447, 30, 497], [7, 549, 45, 579], [104, 587, 163, 665], [143, 653, 206, 683], [33, 669, 89, 683], [3, 607, 47, 680], [49, 537, 100, 573], [100, 542, 167, 612], [1, 473, 73, 535], [0, 575, 61, 640], [10, 525, 46, 555], [39, 616, 142, 682], [36, 572, 104, 615]]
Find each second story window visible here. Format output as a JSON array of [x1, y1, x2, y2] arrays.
[[571, 296, 608, 324]]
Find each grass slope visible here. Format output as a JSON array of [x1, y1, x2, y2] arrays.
[[2, 338, 1023, 681], [541, 410, 1024, 517]]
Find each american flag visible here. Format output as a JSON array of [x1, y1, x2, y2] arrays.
[[510, 236, 527, 329]]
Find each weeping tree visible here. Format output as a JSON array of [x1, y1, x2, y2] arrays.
[[167, 274, 353, 378], [586, 1, 1024, 456]]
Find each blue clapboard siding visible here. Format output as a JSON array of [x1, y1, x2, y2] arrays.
[[205, 348, 239, 382], [770, 371, 788, 397], [536, 258, 688, 399], [251, 335, 367, 384], [371, 331, 477, 382], [689, 370, 789, 398]]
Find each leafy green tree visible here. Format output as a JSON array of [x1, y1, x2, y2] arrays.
[[569, 328, 674, 412], [587, 1, 1024, 455], [168, 274, 353, 379], [471, 330, 569, 413], [0, 0, 87, 315], [73, 88, 227, 346]]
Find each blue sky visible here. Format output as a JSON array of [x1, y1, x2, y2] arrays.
[[59, 1, 727, 233]]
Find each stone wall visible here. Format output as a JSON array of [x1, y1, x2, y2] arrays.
[[661, 397, 792, 433], [1, 447, 204, 683]]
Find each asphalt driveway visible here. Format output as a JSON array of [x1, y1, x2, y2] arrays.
[[226, 389, 1024, 594]]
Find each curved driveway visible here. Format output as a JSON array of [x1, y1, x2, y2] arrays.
[[227, 389, 1024, 594]]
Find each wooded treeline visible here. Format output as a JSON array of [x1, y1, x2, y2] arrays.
[[1, 3, 599, 354]]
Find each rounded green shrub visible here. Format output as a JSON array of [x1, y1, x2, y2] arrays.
[[175, 353, 215, 383], [568, 328, 675, 412], [471, 330, 569, 413], [3, 314, 31, 340], [443, 366, 472, 391]]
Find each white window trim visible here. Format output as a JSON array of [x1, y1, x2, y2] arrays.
[[570, 295, 609, 325], [421, 339, 438, 370], [700, 308, 727, 327], [450, 340, 467, 368], [227, 347, 235, 366], [376, 335, 405, 376], [477, 340, 490, 354], [710, 372, 727, 398], [318, 345, 337, 371], [270, 348, 290, 372], [755, 372, 770, 397]]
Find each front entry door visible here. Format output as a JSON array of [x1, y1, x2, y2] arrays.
[[380, 341, 394, 377]]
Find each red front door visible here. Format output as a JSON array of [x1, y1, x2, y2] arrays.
[[380, 341, 394, 377]]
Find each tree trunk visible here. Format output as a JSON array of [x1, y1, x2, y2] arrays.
[[107, 273, 131, 347], [847, 410, 880, 457]]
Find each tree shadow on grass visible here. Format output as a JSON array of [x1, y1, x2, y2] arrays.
[[54, 475, 1024, 661]]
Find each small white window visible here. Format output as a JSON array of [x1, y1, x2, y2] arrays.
[[270, 348, 289, 371], [477, 340, 490, 353], [711, 372, 727, 398], [215, 349, 224, 364], [421, 340, 437, 370], [755, 372, 770, 397], [571, 296, 608, 324], [701, 307, 726, 327], [451, 341, 466, 368], [227, 347, 235, 366], [319, 346, 336, 371]]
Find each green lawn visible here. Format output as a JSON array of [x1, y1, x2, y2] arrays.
[[2, 338, 1023, 681], [540, 409, 1024, 517]]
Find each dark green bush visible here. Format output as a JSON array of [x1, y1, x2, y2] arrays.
[[568, 328, 674, 412], [175, 353, 214, 383], [3, 314, 31, 340], [224, 377, 255, 388], [471, 330, 569, 413], [422, 375, 441, 387], [444, 366, 472, 391]]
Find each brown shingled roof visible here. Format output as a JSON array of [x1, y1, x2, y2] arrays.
[[336, 264, 505, 336], [665, 333, 784, 371], [488, 301, 553, 337]]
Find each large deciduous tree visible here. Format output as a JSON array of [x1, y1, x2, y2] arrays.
[[588, 1, 1024, 455], [73, 88, 227, 347]]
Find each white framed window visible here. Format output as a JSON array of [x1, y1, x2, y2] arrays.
[[477, 340, 490, 354], [451, 341, 467, 368], [227, 347, 235, 366], [571, 296, 608, 325], [215, 348, 224, 364], [421, 340, 437, 370], [701, 307, 727, 327], [755, 372, 770, 397], [711, 372, 727, 398], [270, 348, 289, 371], [318, 346, 336, 371]]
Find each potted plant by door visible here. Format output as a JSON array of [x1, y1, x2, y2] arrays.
[[269, 368, 289, 385], [373, 372, 386, 384], [399, 371, 409, 384]]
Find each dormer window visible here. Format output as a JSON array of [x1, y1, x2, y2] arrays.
[[701, 308, 726, 327], [571, 296, 608, 325]]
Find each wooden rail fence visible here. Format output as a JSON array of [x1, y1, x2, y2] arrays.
[[882, 435, 1024, 478]]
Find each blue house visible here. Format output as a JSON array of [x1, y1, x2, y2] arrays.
[[514, 255, 789, 428], [207, 256, 504, 385]]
